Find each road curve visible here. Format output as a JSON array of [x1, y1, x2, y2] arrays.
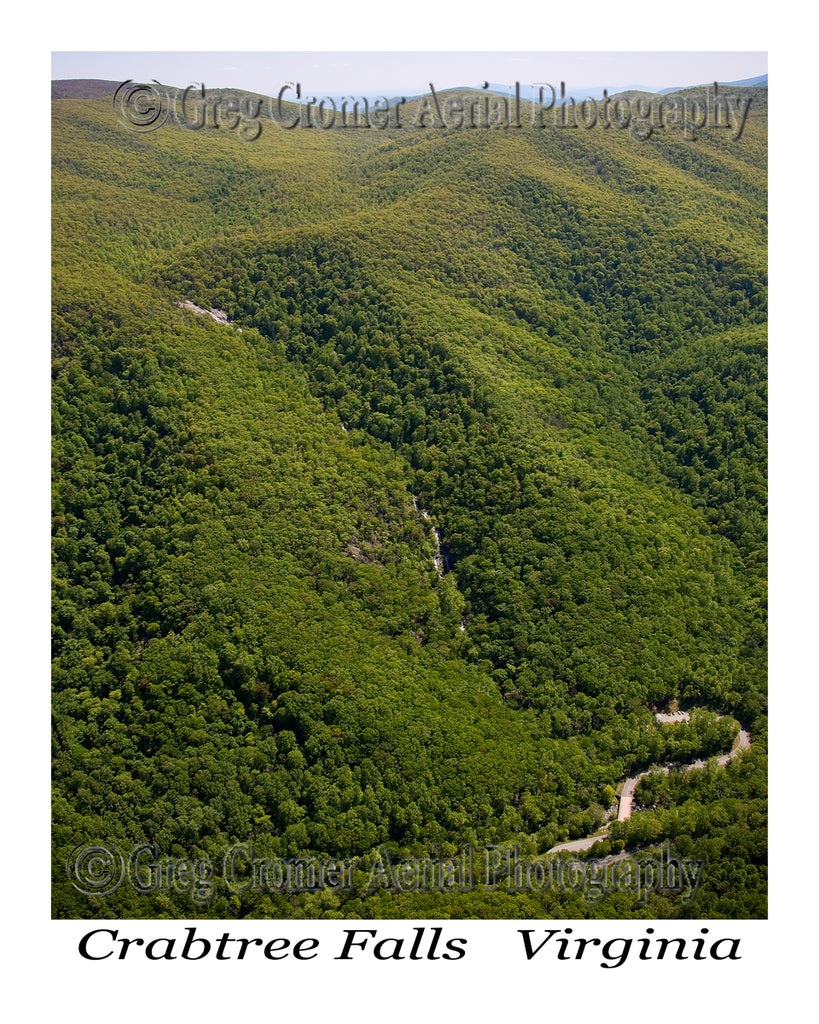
[[717, 729, 751, 767], [548, 831, 612, 854]]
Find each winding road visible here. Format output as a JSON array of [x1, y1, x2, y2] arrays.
[[547, 721, 751, 855]]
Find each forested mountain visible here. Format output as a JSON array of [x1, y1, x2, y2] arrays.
[[52, 80, 767, 919]]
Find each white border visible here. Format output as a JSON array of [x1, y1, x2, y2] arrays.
[[5, 4, 808, 1019]]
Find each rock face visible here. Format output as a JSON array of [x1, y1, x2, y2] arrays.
[[177, 300, 232, 325]]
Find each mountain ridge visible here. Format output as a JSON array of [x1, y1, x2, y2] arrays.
[[53, 74, 768, 102]]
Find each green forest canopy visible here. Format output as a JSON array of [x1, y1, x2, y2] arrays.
[[52, 82, 767, 920]]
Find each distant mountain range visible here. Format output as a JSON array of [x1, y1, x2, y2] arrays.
[[52, 79, 123, 99], [475, 74, 767, 102], [53, 73, 767, 103], [658, 73, 767, 94]]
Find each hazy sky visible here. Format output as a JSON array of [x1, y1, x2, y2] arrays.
[[52, 51, 767, 97]]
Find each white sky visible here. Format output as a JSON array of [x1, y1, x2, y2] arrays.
[[51, 51, 767, 96]]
